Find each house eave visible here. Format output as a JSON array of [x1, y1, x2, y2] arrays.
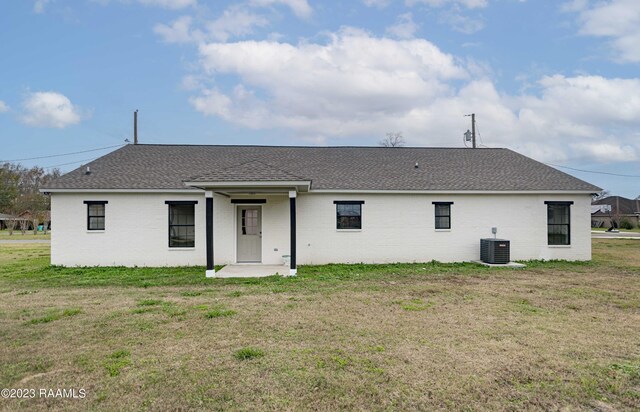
[[308, 189, 598, 195], [40, 188, 202, 194]]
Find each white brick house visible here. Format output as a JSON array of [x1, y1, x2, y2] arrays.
[[42, 145, 601, 276]]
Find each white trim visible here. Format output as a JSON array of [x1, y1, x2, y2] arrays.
[[310, 189, 597, 195], [289, 190, 297, 198], [434, 229, 451, 232], [205, 190, 213, 198], [42, 188, 202, 194], [548, 245, 572, 248], [206, 269, 216, 278], [86, 230, 105, 234], [183, 181, 310, 187], [43, 188, 595, 195], [289, 268, 297, 277]]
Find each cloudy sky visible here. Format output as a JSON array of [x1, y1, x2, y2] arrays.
[[1, 0, 639, 196]]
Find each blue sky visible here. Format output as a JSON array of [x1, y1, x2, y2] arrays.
[[1, 0, 639, 197]]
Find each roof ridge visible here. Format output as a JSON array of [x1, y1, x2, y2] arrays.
[[131, 143, 507, 150]]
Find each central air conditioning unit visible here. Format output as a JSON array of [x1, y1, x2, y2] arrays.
[[480, 238, 510, 264]]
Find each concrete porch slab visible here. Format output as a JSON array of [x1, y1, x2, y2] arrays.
[[215, 265, 290, 278], [471, 260, 527, 268]]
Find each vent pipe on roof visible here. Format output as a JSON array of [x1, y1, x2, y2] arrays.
[[134, 110, 138, 145], [85, 166, 91, 175]]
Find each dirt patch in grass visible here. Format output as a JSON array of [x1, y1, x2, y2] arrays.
[[0, 240, 639, 410]]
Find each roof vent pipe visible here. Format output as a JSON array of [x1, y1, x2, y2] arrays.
[[414, 162, 419, 169], [85, 166, 91, 175]]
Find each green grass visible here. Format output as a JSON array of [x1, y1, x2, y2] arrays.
[[1, 239, 640, 410], [234, 347, 264, 360], [103, 350, 132, 377], [27, 308, 82, 324], [204, 307, 237, 318], [0, 229, 51, 240]]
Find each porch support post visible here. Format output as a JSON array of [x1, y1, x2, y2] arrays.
[[289, 190, 297, 277], [205, 190, 215, 278]]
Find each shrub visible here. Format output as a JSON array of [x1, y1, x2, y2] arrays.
[[620, 219, 634, 230]]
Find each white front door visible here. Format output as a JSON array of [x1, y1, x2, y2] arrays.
[[237, 206, 262, 262]]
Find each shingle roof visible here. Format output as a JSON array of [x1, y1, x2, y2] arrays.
[[188, 160, 306, 182], [43, 144, 601, 192], [592, 196, 640, 215]]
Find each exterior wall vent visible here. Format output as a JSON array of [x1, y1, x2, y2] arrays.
[[480, 238, 510, 264]]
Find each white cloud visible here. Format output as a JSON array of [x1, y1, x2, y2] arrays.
[[207, 6, 270, 42], [406, 0, 488, 9], [33, 0, 51, 13], [0, 101, 9, 113], [154, 16, 203, 43], [568, 0, 640, 63], [93, 0, 196, 9], [386, 13, 419, 39], [154, 3, 298, 44], [186, 28, 640, 164], [137, 0, 196, 8], [21, 91, 82, 128], [439, 10, 484, 34], [250, 0, 313, 18], [363, 0, 391, 8]]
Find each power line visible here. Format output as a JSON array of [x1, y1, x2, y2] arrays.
[[42, 157, 98, 170], [0, 144, 125, 163], [546, 163, 640, 178]]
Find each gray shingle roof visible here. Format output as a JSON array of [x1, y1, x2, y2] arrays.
[[43, 144, 601, 192], [188, 160, 306, 182]]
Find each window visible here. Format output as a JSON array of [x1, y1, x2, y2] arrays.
[[334, 201, 364, 230], [84, 201, 107, 230], [546, 201, 572, 245], [433, 202, 453, 229], [241, 209, 259, 235], [166, 201, 197, 248]]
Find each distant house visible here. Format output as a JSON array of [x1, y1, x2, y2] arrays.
[[592, 196, 640, 228], [0, 213, 17, 230], [42, 144, 600, 276]]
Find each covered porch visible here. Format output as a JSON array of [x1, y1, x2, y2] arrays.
[[183, 162, 310, 278]]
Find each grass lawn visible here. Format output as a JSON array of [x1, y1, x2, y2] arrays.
[[0, 240, 639, 411], [0, 230, 51, 240]]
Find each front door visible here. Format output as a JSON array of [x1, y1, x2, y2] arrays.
[[237, 206, 262, 262]]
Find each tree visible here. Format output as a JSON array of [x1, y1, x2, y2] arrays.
[[379, 132, 406, 147], [0, 163, 60, 235], [0, 163, 20, 212]]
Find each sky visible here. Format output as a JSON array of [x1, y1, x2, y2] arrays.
[[0, 0, 639, 197]]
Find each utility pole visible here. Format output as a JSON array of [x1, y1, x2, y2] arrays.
[[464, 113, 476, 148], [134, 110, 138, 145]]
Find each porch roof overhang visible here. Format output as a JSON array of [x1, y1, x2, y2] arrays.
[[182, 180, 311, 194]]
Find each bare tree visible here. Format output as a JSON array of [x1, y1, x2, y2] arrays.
[[32, 216, 39, 235], [5, 218, 16, 235], [379, 132, 406, 147], [18, 217, 29, 235]]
